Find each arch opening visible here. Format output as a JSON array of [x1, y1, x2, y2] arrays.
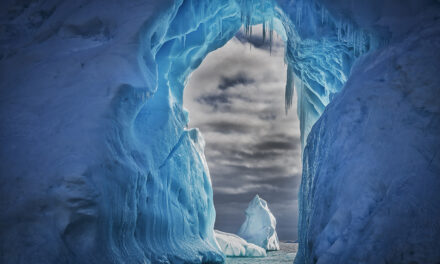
[[183, 25, 301, 258], [132, 0, 377, 262]]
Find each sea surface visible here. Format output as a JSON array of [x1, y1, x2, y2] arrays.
[[226, 242, 297, 264]]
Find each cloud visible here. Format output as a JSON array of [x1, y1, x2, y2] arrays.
[[218, 72, 255, 90], [253, 138, 300, 151], [183, 26, 301, 240], [202, 120, 254, 134]]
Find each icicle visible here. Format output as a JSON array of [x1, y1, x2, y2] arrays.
[[337, 21, 341, 41], [269, 17, 273, 55], [296, 0, 302, 27], [353, 31, 357, 56], [262, 19, 266, 43], [220, 17, 223, 38], [285, 64, 294, 114], [250, 21, 252, 37]]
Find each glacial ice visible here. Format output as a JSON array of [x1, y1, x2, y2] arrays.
[[238, 195, 280, 251], [0, 0, 439, 263], [214, 230, 267, 257]]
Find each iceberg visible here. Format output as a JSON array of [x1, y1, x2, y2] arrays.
[[0, 0, 439, 263], [238, 195, 280, 251], [214, 230, 267, 257]]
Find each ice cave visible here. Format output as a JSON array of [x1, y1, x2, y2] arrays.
[[0, 0, 439, 264]]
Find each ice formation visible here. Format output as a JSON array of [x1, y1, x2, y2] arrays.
[[1, 0, 439, 263], [214, 230, 267, 257], [238, 195, 280, 251]]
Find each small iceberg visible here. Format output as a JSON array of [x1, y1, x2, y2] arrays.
[[238, 195, 280, 251], [214, 230, 266, 257]]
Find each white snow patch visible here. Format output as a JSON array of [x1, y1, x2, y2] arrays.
[[214, 230, 267, 257]]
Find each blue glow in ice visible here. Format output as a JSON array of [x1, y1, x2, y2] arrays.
[[2, 0, 439, 263]]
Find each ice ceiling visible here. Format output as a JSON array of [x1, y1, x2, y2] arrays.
[[141, 0, 372, 149], [1, 0, 439, 263]]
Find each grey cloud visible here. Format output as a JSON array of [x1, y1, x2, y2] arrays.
[[257, 111, 277, 121], [206, 144, 288, 161], [253, 138, 300, 151], [202, 120, 254, 134], [210, 163, 291, 178], [196, 93, 232, 111], [218, 72, 255, 90], [196, 92, 256, 112]]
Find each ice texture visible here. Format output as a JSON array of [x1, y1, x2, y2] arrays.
[[296, 16, 440, 264], [238, 195, 280, 251], [214, 230, 267, 257], [1, 0, 439, 263]]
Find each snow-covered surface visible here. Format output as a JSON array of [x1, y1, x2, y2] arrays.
[[226, 242, 297, 264], [1, 0, 439, 263], [214, 230, 266, 257], [238, 195, 280, 251]]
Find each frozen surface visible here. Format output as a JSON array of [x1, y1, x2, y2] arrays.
[[297, 17, 440, 264], [1, 0, 439, 263], [226, 242, 297, 264], [214, 230, 266, 257], [238, 195, 280, 251], [0, 1, 226, 263]]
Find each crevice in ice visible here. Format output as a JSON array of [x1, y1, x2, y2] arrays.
[[158, 131, 187, 170]]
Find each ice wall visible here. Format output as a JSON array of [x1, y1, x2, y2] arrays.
[[1, 0, 439, 263], [0, 0, 230, 263], [298, 22, 440, 263], [294, 1, 440, 263]]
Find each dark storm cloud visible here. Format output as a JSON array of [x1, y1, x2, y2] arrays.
[[254, 138, 300, 151], [210, 163, 290, 178], [218, 72, 255, 90], [196, 91, 255, 112], [257, 111, 277, 121], [197, 93, 230, 105], [205, 135, 301, 163], [213, 175, 300, 203], [196, 94, 232, 111], [202, 120, 254, 134]]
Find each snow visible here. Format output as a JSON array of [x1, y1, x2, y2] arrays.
[[1, 0, 439, 263], [214, 230, 266, 257], [238, 195, 280, 251], [226, 242, 297, 264]]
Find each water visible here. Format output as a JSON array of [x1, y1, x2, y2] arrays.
[[226, 242, 297, 264]]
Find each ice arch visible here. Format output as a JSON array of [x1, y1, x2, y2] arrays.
[[135, 0, 376, 262], [140, 0, 372, 149], [0, 0, 439, 263]]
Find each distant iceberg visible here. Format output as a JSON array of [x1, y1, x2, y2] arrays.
[[238, 195, 280, 251], [214, 230, 266, 257]]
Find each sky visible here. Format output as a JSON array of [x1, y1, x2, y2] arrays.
[[183, 26, 301, 241]]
